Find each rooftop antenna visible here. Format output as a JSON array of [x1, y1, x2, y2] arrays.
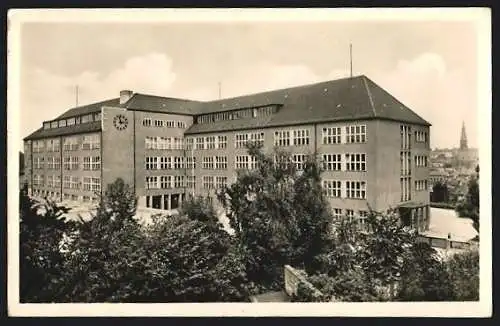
[[218, 82, 222, 100], [75, 85, 79, 107], [349, 43, 353, 77]]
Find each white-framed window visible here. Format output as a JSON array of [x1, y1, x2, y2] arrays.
[[46, 175, 54, 188], [63, 136, 79, 151], [145, 157, 158, 170], [274, 130, 291, 147], [415, 180, 428, 191], [64, 176, 71, 189], [346, 209, 355, 222], [177, 121, 187, 129], [323, 154, 342, 171], [161, 176, 172, 189], [345, 125, 367, 144], [33, 174, 44, 187], [206, 136, 216, 149], [185, 138, 194, 150], [81, 114, 93, 124], [358, 210, 368, 231], [82, 134, 100, 150], [215, 176, 228, 189], [63, 156, 79, 170], [249, 132, 265, 146], [47, 138, 60, 152], [187, 176, 196, 189], [51, 121, 58, 128], [143, 118, 152, 127], [323, 180, 342, 198], [91, 156, 100, 170], [174, 176, 185, 188], [203, 156, 214, 169], [293, 129, 310, 146], [34, 157, 44, 169], [415, 155, 428, 167], [33, 140, 45, 153], [186, 157, 196, 169], [83, 177, 91, 191], [55, 176, 61, 188], [345, 153, 366, 172], [202, 176, 215, 190], [235, 155, 249, 170], [196, 137, 205, 150], [154, 119, 164, 127], [146, 176, 159, 189], [174, 138, 184, 150], [215, 156, 228, 170], [43, 122, 50, 130], [159, 156, 172, 170], [332, 208, 342, 221], [90, 178, 100, 192], [59, 120, 67, 127], [346, 181, 367, 199], [401, 177, 412, 202], [70, 176, 80, 190], [415, 130, 427, 143], [174, 156, 184, 169], [83, 157, 91, 170], [67, 118, 76, 126], [166, 120, 175, 128], [400, 125, 412, 150], [235, 134, 249, 149], [292, 154, 306, 170], [218, 135, 228, 149]]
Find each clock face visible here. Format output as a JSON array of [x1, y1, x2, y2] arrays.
[[113, 114, 128, 131]]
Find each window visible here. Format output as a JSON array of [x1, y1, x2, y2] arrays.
[[34, 157, 44, 169], [59, 120, 67, 127], [274, 130, 291, 147], [91, 156, 100, 170], [235, 134, 249, 149], [83, 157, 91, 170], [43, 122, 50, 130], [82, 134, 100, 150], [70, 176, 80, 190], [346, 181, 367, 199], [345, 153, 366, 172], [292, 154, 306, 170], [415, 155, 428, 167], [185, 138, 194, 150], [345, 125, 366, 144], [82, 177, 91, 191], [401, 125, 412, 150], [249, 132, 265, 146], [157, 137, 169, 150], [187, 176, 196, 189], [202, 156, 215, 169], [63, 136, 79, 151], [358, 211, 368, 231], [174, 138, 184, 150], [177, 121, 187, 129], [55, 176, 61, 188], [323, 180, 341, 198], [173, 157, 184, 169], [415, 131, 427, 143], [196, 137, 205, 150], [67, 118, 75, 126], [206, 136, 216, 149], [47, 138, 60, 152], [145, 157, 158, 170], [63, 176, 71, 189], [48, 157, 61, 170], [94, 113, 102, 121], [161, 176, 172, 189], [186, 157, 196, 169], [401, 177, 412, 202], [415, 180, 428, 191], [166, 120, 175, 128], [75, 116, 81, 124], [81, 114, 93, 123], [146, 176, 158, 189], [323, 154, 342, 171], [235, 155, 249, 170], [215, 176, 228, 189], [46, 175, 54, 188], [33, 140, 45, 153], [218, 135, 228, 149], [202, 176, 214, 190], [145, 136, 158, 150], [34, 175, 44, 187], [51, 121, 58, 128], [143, 118, 152, 127], [332, 208, 343, 221], [70, 157, 79, 170], [293, 129, 310, 146], [174, 176, 185, 188], [346, 209, 355, 222], [154, 119, 164, 127], [91, 178, 101, 192], [159, 156, 171, 170], [215, 156, 228, 170]]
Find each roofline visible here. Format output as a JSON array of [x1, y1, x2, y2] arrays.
[[184, 116, 431, 135], [124, 107, 196, 117], [24, 127, 102, 141]]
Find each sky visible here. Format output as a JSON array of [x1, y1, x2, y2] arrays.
[[18, 18, 479, 149]]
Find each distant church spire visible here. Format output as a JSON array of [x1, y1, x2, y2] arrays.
[[460, 121, 468, 150]]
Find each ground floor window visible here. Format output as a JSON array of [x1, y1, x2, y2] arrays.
[[152, 195, 162, 209]]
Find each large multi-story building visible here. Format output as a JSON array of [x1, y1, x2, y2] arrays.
[[23, 75, 431, 231]]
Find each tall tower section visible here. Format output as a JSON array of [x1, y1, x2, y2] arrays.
[[460, 121, 468, 150]]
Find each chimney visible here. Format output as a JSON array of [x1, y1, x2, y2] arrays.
[[120, 90, 133, 104]]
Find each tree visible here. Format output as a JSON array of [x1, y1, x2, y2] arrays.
[[179, 194, 220, 228], [19, 184, 74, 302], [446, 249, 479, 301], [456, 174, 479, 232], [216, 143, 333, 288]]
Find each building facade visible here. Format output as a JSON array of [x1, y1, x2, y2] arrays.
[[24, 75, 431, 231]]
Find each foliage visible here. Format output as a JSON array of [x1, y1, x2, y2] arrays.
[[19, 185, 74, 302], [216, 143, 333, 287], [179, 194, 220, 228], [446, 249, 479, 301], [456, 175, 479, 232]]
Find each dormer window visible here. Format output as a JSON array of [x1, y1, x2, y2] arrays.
[[50, 121, 58, 128], [75, 116, 81, 124], [43, 122, 50, 130], [67, 117, 75, 126], [59, 120, 67, 127]]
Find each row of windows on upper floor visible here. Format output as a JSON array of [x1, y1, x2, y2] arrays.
[[29, 134, 100, 152], [32, 156, 100, 171], [401, 125, 429, 150], [32, 174, 101, 192], [142, 118, 187, 129], [195, 105, 278, 124], [43, 112, 102, 130]]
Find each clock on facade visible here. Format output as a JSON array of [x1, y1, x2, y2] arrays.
[[113, 114, 128, 130]]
